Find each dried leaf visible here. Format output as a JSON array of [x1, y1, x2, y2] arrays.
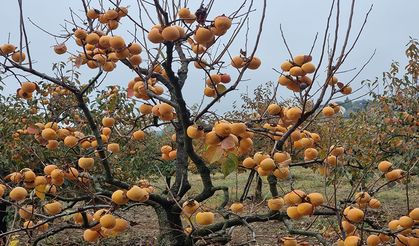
[[74, 55, 83, 68], [204, 145, 224, 164], [127, 88, 134, 98], [220, 135, 236, 150], [26, 126, 38, 134]]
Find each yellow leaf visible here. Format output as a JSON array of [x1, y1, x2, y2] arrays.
[[203, 146, 224, 164], [8, 235, 19, 246], [35, 185, 46, 201]]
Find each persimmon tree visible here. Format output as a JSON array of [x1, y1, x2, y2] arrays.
[[0, 0, 417, 246]]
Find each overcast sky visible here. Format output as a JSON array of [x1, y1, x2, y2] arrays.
[[1, 0, 418, 113]]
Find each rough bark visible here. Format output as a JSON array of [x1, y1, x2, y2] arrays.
[[0, 202, 7, 245], [154, 204, 186, 246]]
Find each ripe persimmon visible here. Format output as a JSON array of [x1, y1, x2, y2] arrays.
[[162, 26, 180, 41], [187, 125, 202, 139], [273, 167, 289, 180], [41, 128, 57, 140], [129, 55, 142, 66], [107, 143, 120, 153], [126, 185, 149, 202], [148, 28, 164, 43], [178, 8, 190, 19], [19, 205, 34, 220], [109, 36, 126, 50], [267, 104, 282, 115], [34, 176, 47, 186], [160, 145, 172, 154], [304, 148, 318, 160], [168, 150, 177, 159], [12, 51, 26, 63], [345, 207, 364, 223], [113, 218, 129, 232], [285, 107, 302, 121], [54, 44, 67, 54], [260, 158, 276, 172], [368, 198, 381, 209], [280, 61, 293, 71], [293, 55, 311, 66], [307, 193, 324, 206], [385, 169, 403, 181], [85, 33, 100, 45], [322, 106, 335, 117], [214, 122, 231, 137], [297, 202, 314, 216], [128, 43, 142, 55], [248, 57, 261, 70], [398, 216, 414, 228], [214, 16, 232, 31], [21, 82, 37, 93], [132, 130, 145, 140], [282, 237, 297, 246], [196, 212, 214, 225], [327, 76, 338, 85], [111, 190, 129, 205], [355, 192, 371, 204], [301, 62, 316, 73], [64, 135, 78, 147], [194, 27, 213, 45], [100, 214, 116, 229], [44, 165, 57, 175], [182, 200, 200, 215], [87, 9, 100, 19], [23, 220, 35, 229], [268, 197, 284, 211], [341, 86, 352, 95], [342, 220, 356, 233], [325, 155, 337, 166], [0, 43, 16, 54], [83, 229, 100, 242], [231, 56, 244, 68], [344, 236, 360, 246], [274, 152, 290, 164], [289, 66, 305, 76], [287, 206, 302, 219], [242, 157, 256, 169], [43, 201, 62, 215], [78, 157, 94, 170], [230, 202, 244, 213], [409, 208, 419, 220], [378, 161, 392, 172], [284, 190, 305, 205]]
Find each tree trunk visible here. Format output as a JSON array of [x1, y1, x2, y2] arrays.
[[254, 175, 263, 201], [154, 204, 188, 246], [0, 201, 7, 245], [268, 174, 279, 197], [169, 125, 191, 199], [240, 170, 255, 202]]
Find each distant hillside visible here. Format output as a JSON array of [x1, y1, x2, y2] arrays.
[[336, 98, 370, 117]]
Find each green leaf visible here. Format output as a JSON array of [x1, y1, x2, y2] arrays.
[[222, 153, 238, 178]]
